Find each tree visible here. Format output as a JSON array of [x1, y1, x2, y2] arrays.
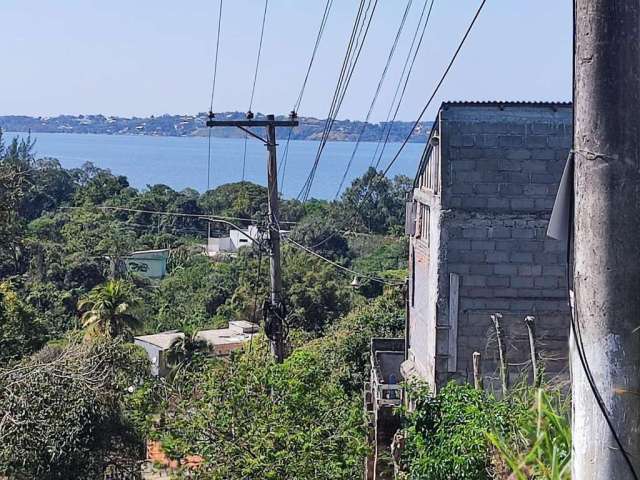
[[289, 214, 350, 261], [338, 167, 411, 234], [157, 345, 367, 480], [73, 168, 129, 206], [78, 280, 142, 338], [149, 254, 241, 333], [0, 338, 152, 478], [199, 181, 267, 225], [0, 282, 48, 365], [0, 131, 35, 276]]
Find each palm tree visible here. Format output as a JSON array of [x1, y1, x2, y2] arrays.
[[77, 279, 142, 338]]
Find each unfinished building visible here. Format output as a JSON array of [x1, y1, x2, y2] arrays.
[[405, 101, 572, 391]]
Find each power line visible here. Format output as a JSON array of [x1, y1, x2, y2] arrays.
[[249, 0, 269, 113], [334, 0, 414, 199], [297, 0, 379, 202], [61, 205, 298, 225], [206, 0, 224, 191], [208, 0, 224, 113], [284, 236, 403, 287], [242, 0, 270, 181], [299, 0, 486, 251], [293, 0, 334, 114], [371, 0, 436, 170], [300, 0, 379, 202], [280, 0, 335, 195], [375, 0, 488, 183]]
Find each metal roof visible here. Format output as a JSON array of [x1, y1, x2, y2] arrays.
[[441, 100, 572, 108]]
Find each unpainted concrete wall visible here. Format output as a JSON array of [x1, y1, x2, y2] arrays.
[[408, 103, 572, 391]]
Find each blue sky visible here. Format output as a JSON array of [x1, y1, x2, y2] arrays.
[[1, 0, 571, 122]]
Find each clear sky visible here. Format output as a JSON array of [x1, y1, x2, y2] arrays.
[[1, 0, 571, 122]]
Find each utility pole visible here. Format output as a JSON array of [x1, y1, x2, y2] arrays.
[[206, 113, 298, 363], [574, 2, 640, 478]]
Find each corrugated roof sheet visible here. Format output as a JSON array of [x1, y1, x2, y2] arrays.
[[442, 100, 572, 108]]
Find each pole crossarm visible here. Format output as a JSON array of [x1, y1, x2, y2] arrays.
[[236, 126, 268, 144], [206, 119, 299, 127]]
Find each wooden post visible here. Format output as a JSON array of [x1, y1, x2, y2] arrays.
[[206, 114, 298, 363], [447, 273, 459, 373], [472, 352, 483, 391], [524, 315, 541, 388], [574, 1, 640, 477], [265, 115, 285, 363], [491, 313, 508, 397]]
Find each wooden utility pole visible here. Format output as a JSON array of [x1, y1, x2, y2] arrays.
[[574, 2, 640, 478], [207, 113, 298, 363]]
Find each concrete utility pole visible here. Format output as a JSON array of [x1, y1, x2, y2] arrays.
[[207, 113, 298, 363], [574, 2, 640, 478]]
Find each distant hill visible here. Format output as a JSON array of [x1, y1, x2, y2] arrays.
[[0, 112, 431, 143]]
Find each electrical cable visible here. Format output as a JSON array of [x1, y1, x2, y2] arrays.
[[298, 0, 367, 200], [206, 0, 224, 191], [371, 0, 435, 170], [374, 0, 487, 185], [208, 0, 223, 114], [300, 0, 379, 202], [62, 206, 297, 225], [334, 0, 414, 199], [284, 235, 403, 287], [280, 0, 334, 195], [247, 246, 264, 355], [242, 0, 270, 182], [297, 0, 378, 202], [293, 0, 334, 115], [299, 0, 484, 251]]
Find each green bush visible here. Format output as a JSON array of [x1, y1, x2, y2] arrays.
[[402, 382, 517, 480], [0, 338, 152, 478]]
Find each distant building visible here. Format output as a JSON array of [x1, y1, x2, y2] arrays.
[[206, 226, 288, 256], [124, 249, 169, 279], [206, 226, 258, 256], [405, 102, 572, 391], [134, 331, 184, 377], [195, 320, 259, 356]]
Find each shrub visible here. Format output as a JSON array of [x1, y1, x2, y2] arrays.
[[487, 387, 571, 480], [0, 338, 152, 478], [402, 382, 517, 480]]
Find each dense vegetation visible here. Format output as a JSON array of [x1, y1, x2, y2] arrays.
[[0, 130, 570, 479], [0, 129, 409, 478], [401, 382, 571, 480]]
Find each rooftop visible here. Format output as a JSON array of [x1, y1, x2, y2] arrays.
[[134, 331, 184, 350], [195, 327, 254, 347], [441, 100, 572, 109]]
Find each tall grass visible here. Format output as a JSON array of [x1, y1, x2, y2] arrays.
[[487, 386, 571, 479]]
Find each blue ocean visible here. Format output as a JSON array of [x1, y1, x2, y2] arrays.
[[5, 132, 424, 199]]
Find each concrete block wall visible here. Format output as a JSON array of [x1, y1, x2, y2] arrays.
[[408, 102, 573, 392], [440, 212, 570, 388], [440, 104, 572, 213]]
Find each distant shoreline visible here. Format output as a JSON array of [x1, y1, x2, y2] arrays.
[[0, 112, 432, 143]]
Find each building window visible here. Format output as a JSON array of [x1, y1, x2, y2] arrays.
[[411, 247, 416, 307], [415, 204, 430, 246], [420, 145, 439, 193]]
